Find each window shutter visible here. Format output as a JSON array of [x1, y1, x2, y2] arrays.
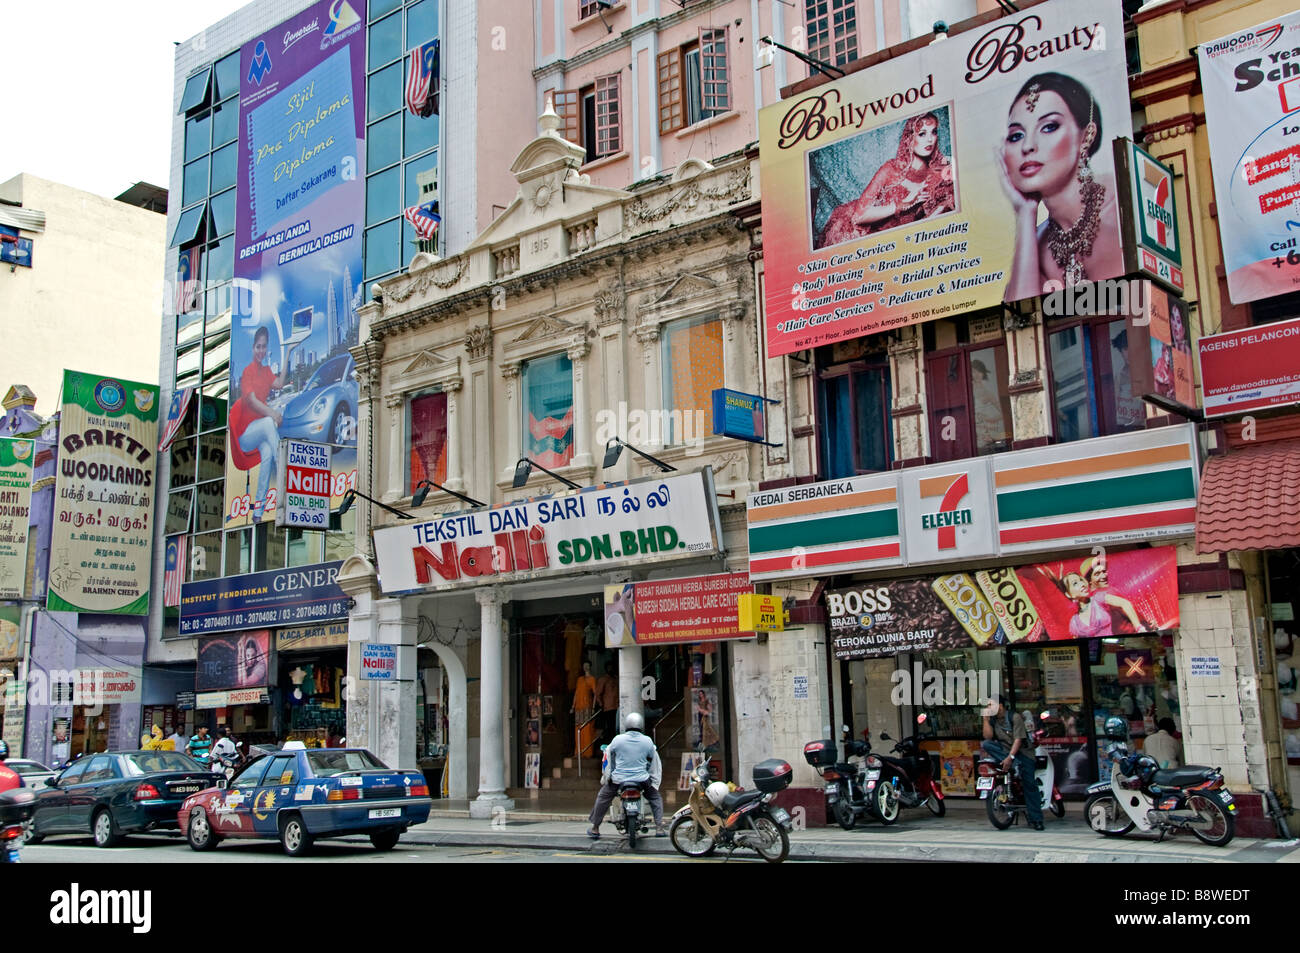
[[657, 49, 685, 135], [699, 27, 730, 113], [552, 89, 581, 145], [595, 73, 621, 157]]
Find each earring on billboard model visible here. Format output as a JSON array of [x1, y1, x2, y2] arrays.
[[1024, 83, 1041, 112], [1077, 99, 1097, 186]]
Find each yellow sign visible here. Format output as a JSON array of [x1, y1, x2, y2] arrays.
[[737, 594, 784, 633]]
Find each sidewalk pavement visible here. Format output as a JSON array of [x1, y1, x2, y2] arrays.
[[356, 800, 1300, 863]]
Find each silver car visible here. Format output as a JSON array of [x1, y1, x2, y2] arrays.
[[7, 759, 56, 790]]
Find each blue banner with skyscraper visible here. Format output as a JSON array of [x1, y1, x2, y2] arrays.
[[226, 0, 366, 527]]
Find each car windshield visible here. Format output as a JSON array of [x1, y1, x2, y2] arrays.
[[305, 356, 350, 390], [306, 750, 387, 776], [122, 752, 205, 775], [12, 762, 50, 776]]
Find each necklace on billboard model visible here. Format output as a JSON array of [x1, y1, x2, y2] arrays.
[[1044, 99, 1102, 286]]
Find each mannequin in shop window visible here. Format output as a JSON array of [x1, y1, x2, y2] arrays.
[[571, 661, 598, 759]]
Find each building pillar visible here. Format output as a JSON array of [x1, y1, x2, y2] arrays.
[[384, 393, 405, 499], [568, 341, 593, 468], [471, 587, 514, 816], [443, 378, 465, 492], [618, 643, 643, 729], [374, 596, 418, 770]]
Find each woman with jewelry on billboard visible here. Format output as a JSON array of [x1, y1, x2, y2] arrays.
[[817, 111, 955, 248], [998, 72, 1124, 300]]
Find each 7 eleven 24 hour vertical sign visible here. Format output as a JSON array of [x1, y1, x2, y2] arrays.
[[279, 440, 331, 530]]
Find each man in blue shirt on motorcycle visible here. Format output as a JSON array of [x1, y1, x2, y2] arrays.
[[587, 712, 664, 839], [981, 694, 1044, 830]]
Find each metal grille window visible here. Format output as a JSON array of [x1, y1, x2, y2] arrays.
[[805, 0, 858, 72]]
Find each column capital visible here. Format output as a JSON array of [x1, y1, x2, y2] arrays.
[[475, 586, 505, 608]]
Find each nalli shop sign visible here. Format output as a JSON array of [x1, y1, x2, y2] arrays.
[[373, 469, 723, 594]]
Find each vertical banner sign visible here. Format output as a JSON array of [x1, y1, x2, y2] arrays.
[[1198, 12, 1300, 304], [227, 0, 366, 528], [0, 438, 35, 599], [758, 0, 1132, 356], [50, 370, 160, 614], [277, 439, 332, 528], [1114, 139, 1184, 291]]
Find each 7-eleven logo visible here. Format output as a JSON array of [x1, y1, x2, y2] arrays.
[[920, 472, 973, 551], [1140, 156, 1176, 253]]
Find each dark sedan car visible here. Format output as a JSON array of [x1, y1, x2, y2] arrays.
[[27, 751, 216, 847]]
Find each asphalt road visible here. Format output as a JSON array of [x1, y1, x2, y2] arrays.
[[18, 834, 791, 863]]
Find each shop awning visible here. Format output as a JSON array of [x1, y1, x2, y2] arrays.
[[1195, 438, 1300, 553]]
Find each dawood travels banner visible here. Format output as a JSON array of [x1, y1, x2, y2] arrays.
[[50, 371, 160, 615], [0, 437, 35, 600], [226, 0, 365, 529], [1197, 12, 1300, 304], [758, 0, 1131, 356], [826, 546, 1179, 660]]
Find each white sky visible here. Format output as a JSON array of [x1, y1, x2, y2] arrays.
[[4, 0, 251, 199]]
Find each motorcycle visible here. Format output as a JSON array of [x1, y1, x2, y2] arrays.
[[804, 729, 873, 830], [608, 781, 653, 848], [1083, 718, 1235, 847], [977, 713, 1066, 828], [210, 740, 245, 782], [870, 714, 946, 824], [669, 757, 794, 863], [0, 789, 36, 863]]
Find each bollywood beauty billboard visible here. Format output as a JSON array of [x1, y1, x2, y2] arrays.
[[826, 546, 1178, 660], [226, 0, 366, 528], [0, 437, 34, 600], [1197, 12, 1300, 304], [49, 371, 160, 615], [758, 0, 1132, 356]]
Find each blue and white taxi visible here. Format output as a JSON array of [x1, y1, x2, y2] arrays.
[[178, 744, 432, 856]]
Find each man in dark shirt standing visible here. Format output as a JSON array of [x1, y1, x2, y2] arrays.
[[981, 694, 1043, 830]]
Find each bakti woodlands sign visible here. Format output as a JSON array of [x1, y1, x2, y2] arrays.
[[50, 370, 160, 614], [758, 0, 1131, 356], [374, 469, 724, 594], [748, 426, 1198, 581], [0, 437, 35, 600]]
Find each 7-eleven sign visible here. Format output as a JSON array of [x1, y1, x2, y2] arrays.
[[901, 464, 996, 565]]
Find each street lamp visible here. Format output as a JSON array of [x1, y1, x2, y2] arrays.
[[601, 436, 677, 473], [337, 488, 417, 520], [512, 458, 582, 490], [412, 479, 486, 509]]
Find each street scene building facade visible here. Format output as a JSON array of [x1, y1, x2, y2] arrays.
[[3, 0, 1299, 851]]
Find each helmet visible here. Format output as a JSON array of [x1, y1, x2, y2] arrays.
[[0, 739, 7, 760], [1104, 716, 1128, 741], [623, 712, 644, 732], [705, 781, 730, 808], [1134, 754, 1159, 787]]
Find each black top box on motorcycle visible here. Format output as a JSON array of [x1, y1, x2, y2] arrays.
[[802, 740, 837, 767], [753, 758, 794, 792], [0, 788, 36, 825]]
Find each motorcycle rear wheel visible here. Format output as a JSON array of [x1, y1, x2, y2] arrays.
[[871, 780, 900, 825], [750, 815, 789, 864], [926, 792, 946, 817], [1084, 793, 1135, 837], [1187, 796, 1235, 847], [669, 815, 716, 857], [1049, 798, 1066, 819], [833, 797, 856, 830], [986, 784, 1015, 830], [626, 812, 639, 849]]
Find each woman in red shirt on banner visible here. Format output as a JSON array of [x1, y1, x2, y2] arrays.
[[230, 326, 298, 521]]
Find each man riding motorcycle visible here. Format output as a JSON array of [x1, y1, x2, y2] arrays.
[[586, 712, 665, 839]]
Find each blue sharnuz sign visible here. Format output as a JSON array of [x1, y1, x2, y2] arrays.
[[179, 560, 348, 635], [711, 388, 767, 443]]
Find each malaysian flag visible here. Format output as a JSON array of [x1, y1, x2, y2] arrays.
[[176, 246, 202, 315], [405, 38, 440, 117], [403, 200, 441, 240], [158, 387, 195, 452], [164, 535, 186, 608]]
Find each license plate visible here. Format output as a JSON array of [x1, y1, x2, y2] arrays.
[[368, 808, 400, 819], [976, 776, 994, 791], [865, 770, 881, 780], [771, 808, 790, 824], [1221, 794, 1234, 804], [171, 785, 200, 795]]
